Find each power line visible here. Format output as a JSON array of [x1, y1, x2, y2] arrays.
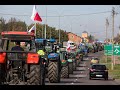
[[0, 11, 111, 17], [63, 11, 111, 16]]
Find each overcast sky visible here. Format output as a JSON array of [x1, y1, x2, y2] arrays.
[[0, 5, 120, 41]]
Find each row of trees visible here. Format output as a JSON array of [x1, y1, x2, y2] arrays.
[[0, 17, 68, 42], [0, 17, 99, 44]]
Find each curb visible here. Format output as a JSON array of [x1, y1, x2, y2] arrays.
[[114, 79, 120, 85], [109, 76, 120, 84]]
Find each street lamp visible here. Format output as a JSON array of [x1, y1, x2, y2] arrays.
[[44, 5, 47, 39]]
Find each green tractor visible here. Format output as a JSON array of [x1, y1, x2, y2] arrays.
[[67, 52, 76, 74], [60, 48, 69, 78], [75, 48, 81, 66]]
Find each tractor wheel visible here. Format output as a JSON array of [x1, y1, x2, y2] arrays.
[[27, 64, 45, 85], [0, 64, 6, 85], [47, 61, 60, 83], [76, 59, 80, 66], [73, 60, 76, 70], [61, 65, 69, 78], [68, 62, 73, 74]]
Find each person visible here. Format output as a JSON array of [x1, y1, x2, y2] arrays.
[[11, 41, 24, 51], [11, 41, 24, 69]]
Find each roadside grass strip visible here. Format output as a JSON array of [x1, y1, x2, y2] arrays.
[[100, 55, 120, 79]]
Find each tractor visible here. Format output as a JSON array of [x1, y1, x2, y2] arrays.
[[45, 39, 61, 83], [0, 31, 45, 85], [60, 47, 69, 78]]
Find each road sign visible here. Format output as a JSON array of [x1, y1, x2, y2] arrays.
[[104, 45, 113, 55], [104, 44, 120, 56], [113, 45, 120, 55]]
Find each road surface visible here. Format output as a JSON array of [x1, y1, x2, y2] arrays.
[[45, 51, 120, 85]]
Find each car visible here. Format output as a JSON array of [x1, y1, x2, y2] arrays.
[[90, 57, 99, 65], [89, 64, 108, 80]]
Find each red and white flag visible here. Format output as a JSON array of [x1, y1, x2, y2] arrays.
[[31, 5, 42, 22], [66, 44, 71, 52], [28, 25, 35, 33]]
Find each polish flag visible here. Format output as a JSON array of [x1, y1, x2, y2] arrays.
[[31, 5, 42, 22], [28, 25, 35, 33], [66, 44, 71, 52]]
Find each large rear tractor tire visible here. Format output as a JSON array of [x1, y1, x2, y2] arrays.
[[47, 61, 60, 83], [73, 60, 76, 70], [27, 64, 44, 85], [61, 65, 69, 78], [68, 62, 73, 74], [0, 64, 6, 85], [76, 59, 80, 66]]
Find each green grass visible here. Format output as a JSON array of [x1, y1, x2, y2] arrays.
[[118, 57, 120, 60], [100, 55, 120, 79]]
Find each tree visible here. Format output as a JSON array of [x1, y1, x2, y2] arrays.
[[87, 34, 94, 43], [6, 17, 27, 31], [0, 17, 6, 32]]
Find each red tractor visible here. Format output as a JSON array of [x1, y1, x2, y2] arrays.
[[0, 31, 46, 85]]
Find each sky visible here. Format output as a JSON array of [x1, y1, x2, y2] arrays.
[[0, 5, 120, 41]]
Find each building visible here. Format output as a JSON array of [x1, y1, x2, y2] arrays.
[[81, 31, 89, 43], [82, 31, 88, 38], [67, 32, 82, 45]]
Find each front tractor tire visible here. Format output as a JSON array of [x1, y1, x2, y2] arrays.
[[47, 61, 60, 83]]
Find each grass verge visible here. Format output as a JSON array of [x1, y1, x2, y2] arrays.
[[100, 55, 120, 79]]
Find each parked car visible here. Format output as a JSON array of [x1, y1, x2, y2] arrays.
[[89, 64, 108, 80]]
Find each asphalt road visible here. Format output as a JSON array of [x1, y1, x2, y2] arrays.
[[45, 51, 120, 85]]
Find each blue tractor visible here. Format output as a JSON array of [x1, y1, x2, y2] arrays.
[[45, 39, 61, 83], [35, 38, 61, 83]]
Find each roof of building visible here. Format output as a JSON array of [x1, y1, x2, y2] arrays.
[[82, 31, 88, 33]]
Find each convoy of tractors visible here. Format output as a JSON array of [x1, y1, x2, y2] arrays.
[[0, 31, 104, 85]]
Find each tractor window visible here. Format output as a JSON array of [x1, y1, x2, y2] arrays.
[[8, 41, 15, 51], [30, 40, 36, 52], [2, 39, 8, 50]]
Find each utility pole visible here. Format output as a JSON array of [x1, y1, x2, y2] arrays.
[[50, 27, 51, 39], [45, 5, 47, 39], [42, 25, 44, 38], [71, 22, 72, 32], [105, 18, 109, 63], [111, 7, 115, 70], [106, 18, 109, 43], [59, 16, 61, 43], [119, 26, 120, 35]]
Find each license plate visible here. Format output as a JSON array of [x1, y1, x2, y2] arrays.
[[96, 75, 102, 77]]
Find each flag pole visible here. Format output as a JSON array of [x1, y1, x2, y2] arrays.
[[35, 22, 36, 37], [27, 25, 28, 32]]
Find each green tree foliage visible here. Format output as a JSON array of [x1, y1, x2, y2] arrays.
[[6, 17, 27, 31], [87, 34, 94, 42], [0, 17, 6, 32], [114, 34, 120, 44]]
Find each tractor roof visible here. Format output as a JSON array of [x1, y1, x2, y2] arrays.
[[1, 31, 35, 41], [1, 31, 35, 36]]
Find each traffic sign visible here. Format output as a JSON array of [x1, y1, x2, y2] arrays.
[[104, 44, 120, 56], [104, 45, 113, 55], [113, 45, 120, 55]]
